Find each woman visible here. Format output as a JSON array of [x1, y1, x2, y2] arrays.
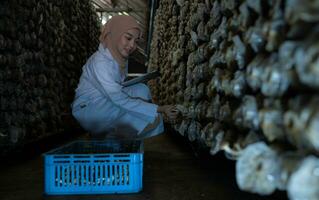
[[71, 15, 178, 139]]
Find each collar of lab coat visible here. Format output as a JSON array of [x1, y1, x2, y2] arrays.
[[98, 43, 128, 80], [98, 43, 115, 61]]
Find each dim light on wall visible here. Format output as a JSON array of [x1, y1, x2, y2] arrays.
[[100, 12, 128, 25]]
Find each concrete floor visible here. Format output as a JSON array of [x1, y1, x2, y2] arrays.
[[0, 131, 288, 200]]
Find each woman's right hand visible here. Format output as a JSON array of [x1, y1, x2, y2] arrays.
[[157, 105, 179, 123]]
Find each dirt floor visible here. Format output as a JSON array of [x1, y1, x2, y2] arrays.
[[0, 130, 288, 200]]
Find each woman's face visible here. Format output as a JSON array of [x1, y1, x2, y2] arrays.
[[116, 28, 140, 59]]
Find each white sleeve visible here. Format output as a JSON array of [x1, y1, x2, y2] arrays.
[[88, 59, 158, 122]]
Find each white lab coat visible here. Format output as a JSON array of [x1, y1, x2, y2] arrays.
[[71, 44, 164, 138]]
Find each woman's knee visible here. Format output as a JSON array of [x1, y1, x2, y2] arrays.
[[123, 83, 152, 101], [135, 83, 152, 101]]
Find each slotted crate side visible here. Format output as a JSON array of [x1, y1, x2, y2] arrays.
[[43, 140, 143, 195], [44, 154, 143, 195]]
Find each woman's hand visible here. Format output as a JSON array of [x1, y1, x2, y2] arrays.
[[157, 105, 179, 123]]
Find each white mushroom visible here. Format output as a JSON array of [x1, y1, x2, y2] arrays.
[[236, 142, 280, 195], [287, 156, 319, 200]]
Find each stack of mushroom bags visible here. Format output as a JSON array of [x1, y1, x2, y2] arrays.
[[0, 0, 100, 154], [148, 0, 319, 199]]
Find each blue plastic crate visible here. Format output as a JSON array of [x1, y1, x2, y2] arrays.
[[43, 140, 143, 195]]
